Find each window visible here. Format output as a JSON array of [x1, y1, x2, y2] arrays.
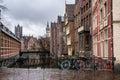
[[80, 35, 84, 50], [81, 8, 83, 14], [89, 0, 91, 8], [99, 0, 101, 4], [100, 32, 104, 57], [93, 35, 97, 56], [100, 29, 108, 57], [63, 27, 65, 32], [89, 14, 91, 26], [85, 34, 90, 51], [84, 6, 85, 12], [104, 2, 107, 17], [100, 9, 103, 22], [86, 16, 88, 27], [86, 3, 88, 10], [82, 19, 83, 26]]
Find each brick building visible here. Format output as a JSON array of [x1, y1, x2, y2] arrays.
[[50, 16, 67, 57], [0, 22, 21, 60], [27, 36, 38, 50], [57, 16, 67, 56], [21, 36, 40, 51], [78, 0, 92, 58], [74, 0, 81, 55], [64, 4, 75, 56], [92, 0, 120, 70], [50, 22, 58, 56], [92, 0, 113, 70]]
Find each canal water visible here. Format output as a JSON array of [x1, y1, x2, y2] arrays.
[[0, 52, 120, 80], [0, 68, 120, 80]]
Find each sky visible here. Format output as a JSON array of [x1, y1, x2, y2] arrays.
[[1, 0, 75, 37]]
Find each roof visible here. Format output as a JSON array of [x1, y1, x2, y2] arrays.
[[65, 4, 74, 21]]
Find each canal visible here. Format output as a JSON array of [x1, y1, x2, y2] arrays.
[[0, 68, 120, 80], [0, 52, 120, 80]]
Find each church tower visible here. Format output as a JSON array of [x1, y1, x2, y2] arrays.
[[46, 22, 50, 37]]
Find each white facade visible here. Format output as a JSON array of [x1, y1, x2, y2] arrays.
[[112, 0, 120, 67]]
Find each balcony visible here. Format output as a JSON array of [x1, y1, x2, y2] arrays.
[[78, 26, 84, 33], [67, 37, 71, 45], [66, 26, 70, 35], [78, 26, 90, 34]]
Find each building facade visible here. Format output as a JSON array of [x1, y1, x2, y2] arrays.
[[0, 22, 21, 60], [92, 0, 113, 70], [78, 0, 92, 58], [57, 16, 67, 56], [21, 36, 40, 51], [50, 22, 58, 56], [112, 0, 120, 70], [64, 4, 75, 56], [74, 0, 81, 55], [15, 24, 23, 39]]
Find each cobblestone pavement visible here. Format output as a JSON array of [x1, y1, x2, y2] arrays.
[[0, 68, 119, 80]]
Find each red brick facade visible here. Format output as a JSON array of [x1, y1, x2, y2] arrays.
[[0, 25, 21, 60], [78, 0, 92, 57], [92, 0, 113, 70]]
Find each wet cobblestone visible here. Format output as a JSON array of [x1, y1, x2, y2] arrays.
[[0, 68, 119, 80]]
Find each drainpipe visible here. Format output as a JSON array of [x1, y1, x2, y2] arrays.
[[0, 23, 1, 61], [110, 0, 114, 72], [0, 10, 1, 61]]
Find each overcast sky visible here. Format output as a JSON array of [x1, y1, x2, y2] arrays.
[[1, 0, 74, 37]]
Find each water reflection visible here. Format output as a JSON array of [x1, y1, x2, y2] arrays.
[[0, 68, 119, 80]]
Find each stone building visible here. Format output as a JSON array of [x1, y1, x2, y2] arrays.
[[112, 0, 120, 70], [78, 0, 92, 58], [64, 4, 75, 56], [15, 24, 23, 39]]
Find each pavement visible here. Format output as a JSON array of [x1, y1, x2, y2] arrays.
[[0, 68, 119, 80]]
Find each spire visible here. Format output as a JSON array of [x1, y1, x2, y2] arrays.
[[0, 10, 1, 20], [65, 0, 66, 9], [47, 21, 49, 28]]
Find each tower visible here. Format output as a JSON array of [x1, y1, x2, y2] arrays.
[[15, 24, 23, 39], [46, 22, 50, 37]]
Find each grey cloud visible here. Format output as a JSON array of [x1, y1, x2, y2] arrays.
[[2, 0, 74, 37]]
